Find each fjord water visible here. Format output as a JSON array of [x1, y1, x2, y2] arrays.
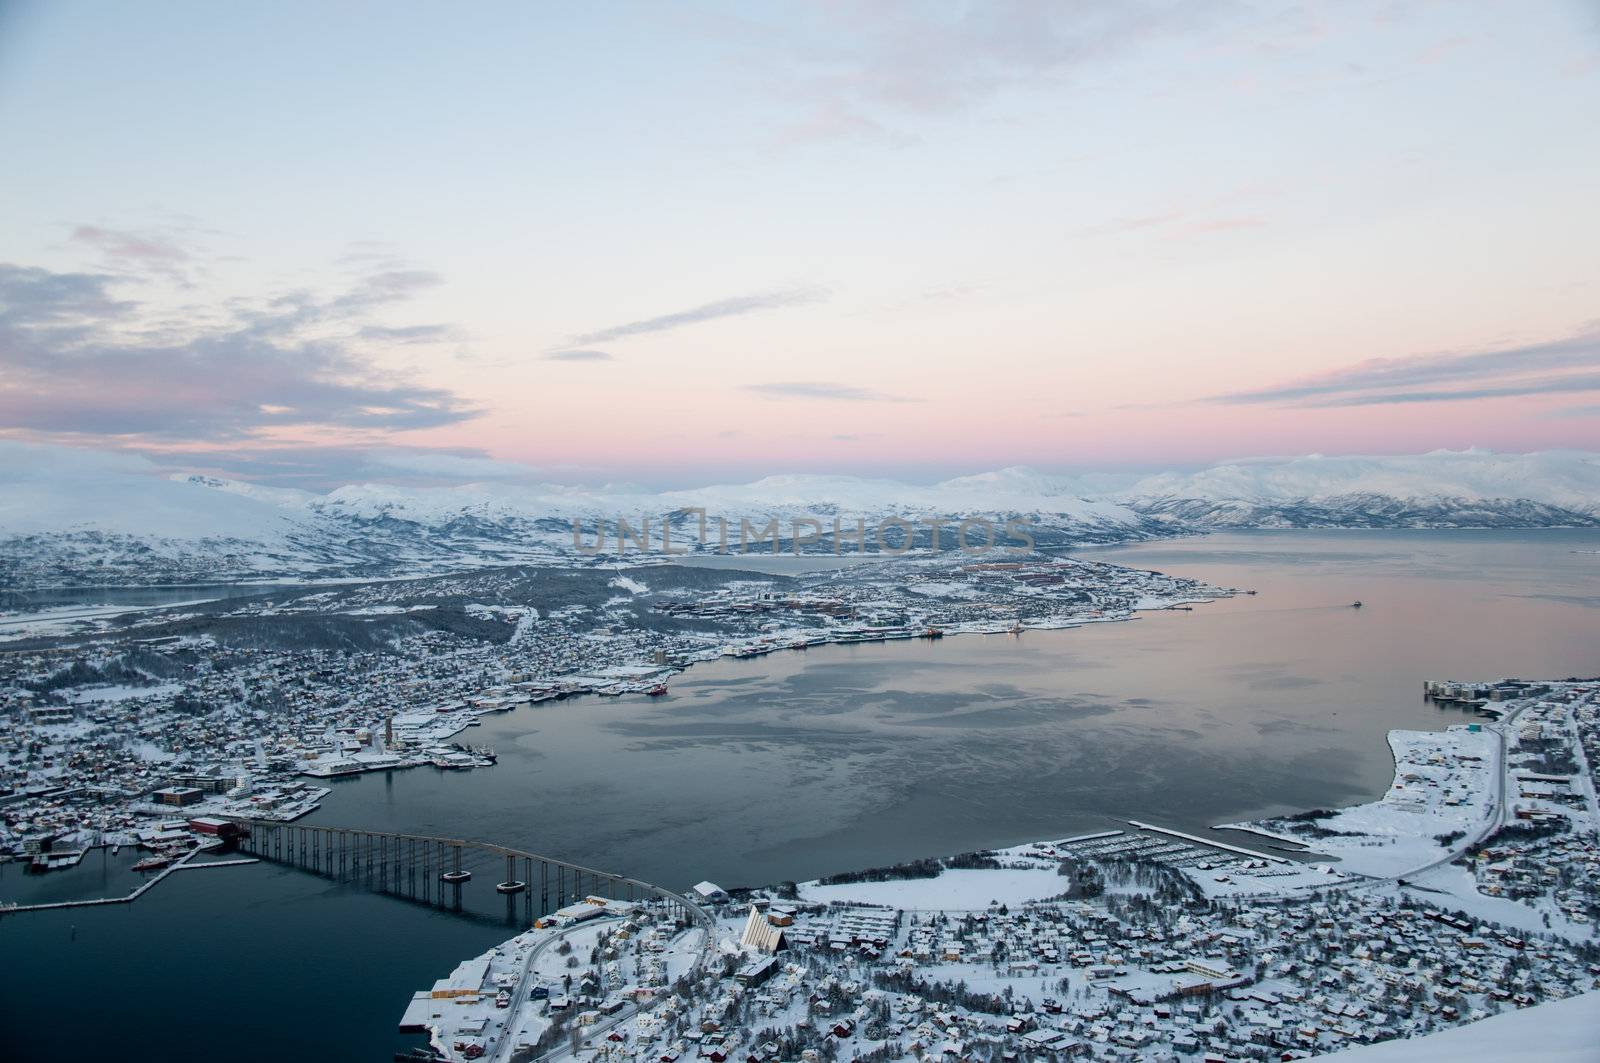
[[3, 530, 1597, 1062], [304, 529, 1600, 888]]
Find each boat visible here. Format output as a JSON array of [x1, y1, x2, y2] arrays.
[[496, 880, 527, 894], [920, 627, 944, 639], [131, 855, 172, 872], [1351, 600, 1363, 608], [646, 684, 668, 697]]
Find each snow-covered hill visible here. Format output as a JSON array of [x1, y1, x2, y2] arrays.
[[1333, 988, 1598, 1063], [1, 444, 1596, 587]]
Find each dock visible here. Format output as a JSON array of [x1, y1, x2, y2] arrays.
[[1127, 820, 1289, 864], [1051, 830, 1125, 845], [172, 857, 260, 871], [0, 849, 257, 915]]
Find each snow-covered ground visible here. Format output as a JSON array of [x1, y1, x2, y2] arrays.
[[1332, 988, 1599, 1062], [1399, 862, 1592, 938], [1224, 726, 1498, 878]]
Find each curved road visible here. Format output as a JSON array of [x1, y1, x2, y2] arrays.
[[1226, 701, 1533, 900]]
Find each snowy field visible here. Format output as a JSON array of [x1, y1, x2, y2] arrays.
[[1335, 988, 1599, 1062], [1224, 726, 1496, 878], [798, 866, 1069, 910]]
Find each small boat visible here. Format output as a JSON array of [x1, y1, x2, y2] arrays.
[[920, 627, 944, 639], [496, 880, 527, 894], [440, 869, 472, 884], [1351, 600, 1363, 609], [131, 855, 172, 872], [646, 684, 668, 697]]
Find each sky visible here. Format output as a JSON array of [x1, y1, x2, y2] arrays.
[[1, 0, 1598, 489]]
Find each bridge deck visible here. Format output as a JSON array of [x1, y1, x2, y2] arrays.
[[230, 819, 712, 930]]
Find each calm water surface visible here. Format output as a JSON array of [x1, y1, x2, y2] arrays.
[[3, 530, 1597, 1061]]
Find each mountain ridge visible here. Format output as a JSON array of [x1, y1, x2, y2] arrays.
[[2, 444, 1596, 587]]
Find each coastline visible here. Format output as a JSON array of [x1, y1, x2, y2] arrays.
[[0, 558, 1235, 912]]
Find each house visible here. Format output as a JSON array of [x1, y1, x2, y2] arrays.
[[1020, 1030, 1080, 1054], [692, 881, 729, 903], [152, 786, 204, 807], [736, 957, 780, 987]]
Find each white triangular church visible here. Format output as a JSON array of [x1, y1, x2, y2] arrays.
[[740, 905, 785, 954]]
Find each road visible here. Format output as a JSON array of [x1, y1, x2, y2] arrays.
[[1236, 700, 1534, 899]]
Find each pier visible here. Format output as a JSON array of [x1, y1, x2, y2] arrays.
[[0, 847, 252, 914], [230, 819, 711, 929], [1128, 820, 1290, 864]]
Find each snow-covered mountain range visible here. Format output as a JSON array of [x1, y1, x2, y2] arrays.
[[1119, 449, 1600, 529], [2, 445, 1596, 587]]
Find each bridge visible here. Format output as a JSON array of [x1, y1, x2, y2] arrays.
[[231, 819, 711, 929]]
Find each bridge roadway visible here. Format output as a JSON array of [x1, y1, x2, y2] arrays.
[[230, 818, 712, 930]]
